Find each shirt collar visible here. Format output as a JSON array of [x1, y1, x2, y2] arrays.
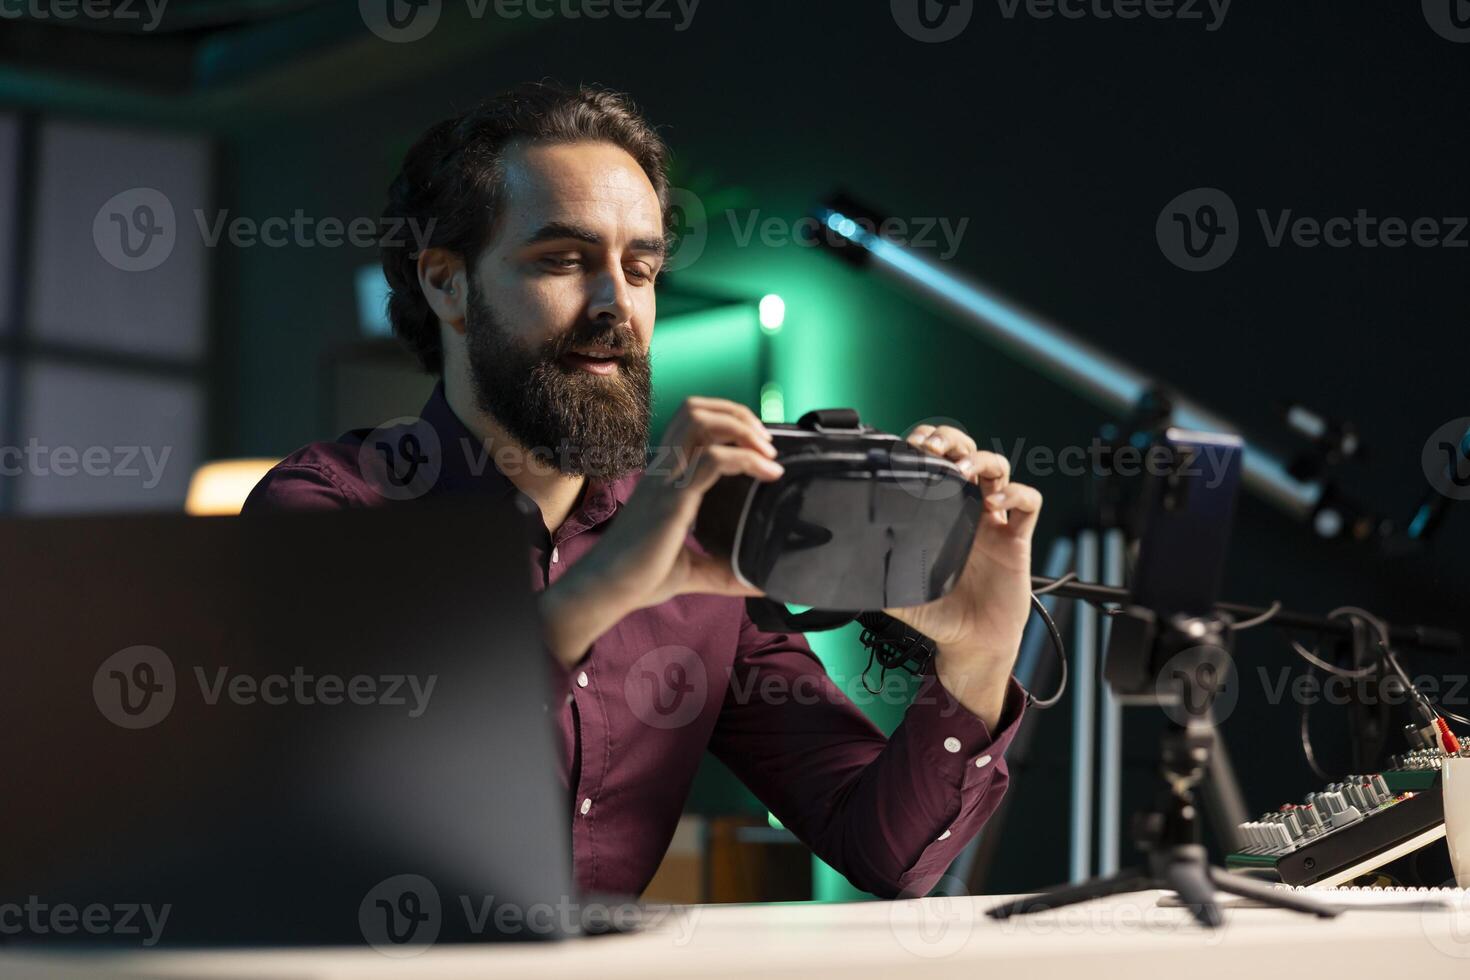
[[418, 381, 640, 523]]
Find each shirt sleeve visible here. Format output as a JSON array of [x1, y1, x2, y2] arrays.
[[241, 462, 360, 513], [707, 609, 1025, 899]]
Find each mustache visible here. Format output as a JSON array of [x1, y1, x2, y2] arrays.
[[545, 322, 645, 361]]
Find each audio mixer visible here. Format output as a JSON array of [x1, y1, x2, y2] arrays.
[[1225, 753, 1464, 887]]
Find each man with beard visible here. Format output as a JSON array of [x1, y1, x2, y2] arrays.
[[243, 82, 1042, 901]]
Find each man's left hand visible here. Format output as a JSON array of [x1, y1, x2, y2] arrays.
[[883, 423, 1042, 728]]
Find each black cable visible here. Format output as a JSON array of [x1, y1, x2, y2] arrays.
[[1355, 619, 1392, 764], [1291, 606, 1468, 774], [1031, 572, 1078, 597], [1329, 606, 1393, 649], [1026, 592, 1067, 709], [1232, 600, 1282, 631], [855, 592, 1070, 709], [1288, 637, 1378, 678], [859, 642, 882, 696], [1041, 576, 1462, 738], [1331, 606, 1469, 728], [1036, 574, 1465, 755], [1427, 701, 1470, 727], [1284, 603, 1470, 778], [1299, 662, 1331, 782], [856, 614, 932, 696], [1030, 575, 1462, 653], [1383, 645, 1470, 727]]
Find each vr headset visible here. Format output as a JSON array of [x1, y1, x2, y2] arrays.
[[693, 408, 983, 634]]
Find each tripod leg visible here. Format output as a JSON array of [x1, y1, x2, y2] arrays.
[[1162, 856, 1224, 929], [1208, 869, 1340, 918], [986, 869, 1151, 919]]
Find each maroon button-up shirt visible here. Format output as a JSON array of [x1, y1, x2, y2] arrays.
[[242, 383, 1024, 899]]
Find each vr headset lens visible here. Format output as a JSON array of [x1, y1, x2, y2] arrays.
[[746, 466, 980, 609]]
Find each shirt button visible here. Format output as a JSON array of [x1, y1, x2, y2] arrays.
[[580, 797, 592, 815], [577, 671, 589, 688], [937, 829, 952, 842], [942, 737, 962, 754], [551, 546, 560, 564], [974, 754, 993, 769]]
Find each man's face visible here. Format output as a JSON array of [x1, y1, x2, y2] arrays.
[[463, 140, 664, 478]]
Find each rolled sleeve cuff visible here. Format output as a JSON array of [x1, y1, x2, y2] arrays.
[[905, 673, 1026, 788]]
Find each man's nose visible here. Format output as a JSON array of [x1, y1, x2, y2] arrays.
[[587, 267, 634, 326]]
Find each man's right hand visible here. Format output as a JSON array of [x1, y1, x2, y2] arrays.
[[540, 397, 784, 667]]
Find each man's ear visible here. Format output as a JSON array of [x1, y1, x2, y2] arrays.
[[417, 247, 468, 336]]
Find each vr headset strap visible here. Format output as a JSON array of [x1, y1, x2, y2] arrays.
[[796, 407, 862, 431], [744, 597, 859, 634], [744, 600, 940, 680]]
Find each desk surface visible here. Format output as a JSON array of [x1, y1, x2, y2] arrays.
[[5, 890, 1469, 979]]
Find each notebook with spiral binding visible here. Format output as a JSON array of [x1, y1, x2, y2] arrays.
[[1272, 884, 1466, 908], [1158, 884, 1467, 911]]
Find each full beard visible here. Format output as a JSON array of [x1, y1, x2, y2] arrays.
[[463, 282, 653, 480]]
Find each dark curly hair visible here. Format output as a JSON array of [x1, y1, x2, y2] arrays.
[[380, 82, 671, 374]]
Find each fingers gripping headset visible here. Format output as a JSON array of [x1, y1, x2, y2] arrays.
[[693, 408, 1065, 709]]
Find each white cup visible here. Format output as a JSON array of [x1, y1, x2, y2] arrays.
[[1445, 757, 1470, 888]]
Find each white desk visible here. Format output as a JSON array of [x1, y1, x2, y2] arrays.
[[5, 890, 1468, 979]]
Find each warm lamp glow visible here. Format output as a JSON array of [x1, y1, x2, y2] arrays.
[[185, 459, 281, 516]]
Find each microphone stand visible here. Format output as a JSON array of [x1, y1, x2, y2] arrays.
[[984, 579, 1461, 925], [987, 608, 1342, 927]]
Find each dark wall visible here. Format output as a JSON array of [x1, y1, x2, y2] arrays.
[[215, 0, 1470, 889]]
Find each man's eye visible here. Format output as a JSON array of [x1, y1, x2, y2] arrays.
[[626, 266, 657, 285], [541, 256, 581, 270]]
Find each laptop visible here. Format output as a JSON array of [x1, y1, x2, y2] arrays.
[[0, 500, 597, 948]]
